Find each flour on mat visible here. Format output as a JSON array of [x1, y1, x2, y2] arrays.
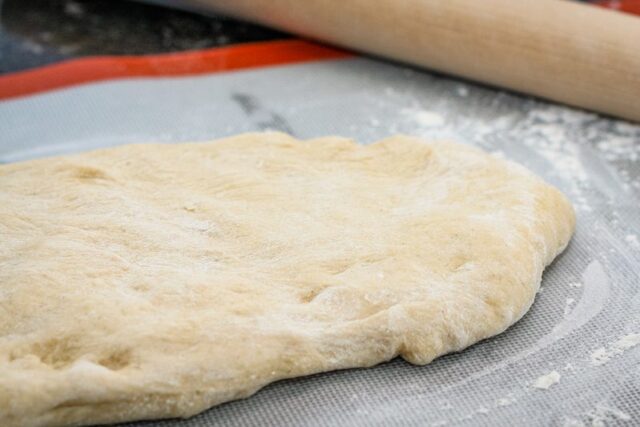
[[400, 108, 444, 127], [393, 96, 639, 207], [564, 402, 632, 427], [590, 333, 640, 366], [512, 108, 593, 212], [456, 85, 469, 97], [532, 371, 561, 390], [564, 298, 576, 318], [562, 418, 585, 427], [496, 396, 516, 407], [586, 404, 631, 426], [625, 234, 640, 249], [596, 133, 640, 163]]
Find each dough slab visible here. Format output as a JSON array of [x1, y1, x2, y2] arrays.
[[0, 133, 575, 427]]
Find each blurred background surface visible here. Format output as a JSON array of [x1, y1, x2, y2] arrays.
[[0, 0, 625, 74]]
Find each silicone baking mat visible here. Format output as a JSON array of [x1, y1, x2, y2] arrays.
[[1, 39, 639, 427]]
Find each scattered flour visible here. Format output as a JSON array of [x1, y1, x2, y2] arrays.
[[562, 419, 585, 427], [564, 297, 576, 317], [456, 86, 469, 97], [568, 282, 582, 288], [532, 370, 561, 390], [586, 404, 631, 427], [590, 333, 640, 366], [392, 98, 640, 213], [590, 349, 609, 366], [563, 403, 631, 427], [496, 397, 516, 407], [446, 103, 640, 212], [597, 135, 640, 163], [625, 234, 640, 249], [512, 108, 594, 212], [401, 109, 445, 127], [452, 261, 609, 390]]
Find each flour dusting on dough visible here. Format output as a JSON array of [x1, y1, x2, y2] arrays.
[[0, 133, 576, 427], [448, 260, 607, 388]]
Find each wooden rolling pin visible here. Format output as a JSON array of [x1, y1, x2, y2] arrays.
[[199, 0, 640, 122]]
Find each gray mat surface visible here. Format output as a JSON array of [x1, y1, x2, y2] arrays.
[[1, 57, 639, 426]]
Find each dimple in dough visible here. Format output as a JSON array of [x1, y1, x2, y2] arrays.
[[0, 133, 575, 427]]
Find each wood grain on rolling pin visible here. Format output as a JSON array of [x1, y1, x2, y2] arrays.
[[205, 0, 640, 122]]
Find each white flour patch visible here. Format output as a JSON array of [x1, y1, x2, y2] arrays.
[[451, 405, 493, 424], [597, 135, 640, 163], [562, 419, 585, 427], [456, 86, 469, 97], [511, 108, 594, 212], [401, 109, 445, 128], [564, 402, 632, 427], [587, 404, 631, 426], [564, 297, 576, 318], [625, 234, 640, 249], [532, 370, 560, 390], [496, 396, 516, 407], [590, 333, 640, 366], [568, 282, 582, 288]]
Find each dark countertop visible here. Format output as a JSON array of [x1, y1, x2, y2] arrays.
[[0, 0, 289, 74]]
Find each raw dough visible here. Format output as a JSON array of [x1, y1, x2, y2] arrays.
[[0, 133, 575, 427]]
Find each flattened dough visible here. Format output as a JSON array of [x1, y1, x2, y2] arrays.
[[0, 133, 575, 427]]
